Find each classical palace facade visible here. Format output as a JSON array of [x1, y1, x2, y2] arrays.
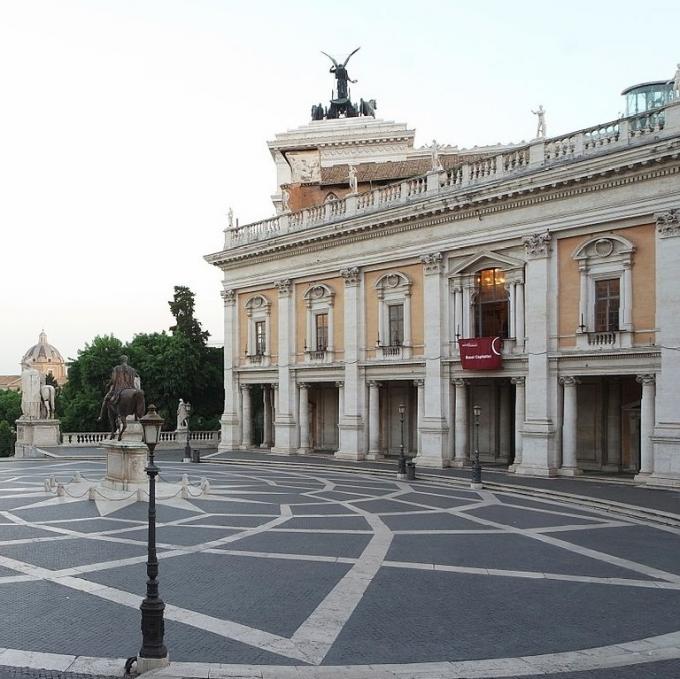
[[206, 82, 680, 487]]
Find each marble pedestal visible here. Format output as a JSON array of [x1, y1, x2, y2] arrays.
[[102, 440, 149, 490], [14, 418, 61, 456]]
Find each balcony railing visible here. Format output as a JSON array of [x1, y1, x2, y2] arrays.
[[380, 344, 403, 358], [219, 102, 680, 251], [306, 349, 327, 361], [61, 430, 221, 449], [587, 331, 617, 346]]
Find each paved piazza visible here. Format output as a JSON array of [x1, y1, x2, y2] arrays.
[[1, 457, 680, 678]]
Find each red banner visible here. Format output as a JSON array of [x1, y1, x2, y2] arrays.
[[458, 337, 503, 370]]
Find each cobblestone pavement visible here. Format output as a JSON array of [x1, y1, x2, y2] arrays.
[[1, 458, 680, 678]]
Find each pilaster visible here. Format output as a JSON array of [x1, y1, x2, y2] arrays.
[[515, 232, 559, 476], [218, 288, 241, 451]]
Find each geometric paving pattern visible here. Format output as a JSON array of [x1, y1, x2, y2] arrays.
[[1, 458, 680, 677]]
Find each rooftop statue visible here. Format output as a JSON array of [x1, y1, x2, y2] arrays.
[[321, 47, 360, 102], [532, 105, 547, 139], [311, 48, 377, 121]]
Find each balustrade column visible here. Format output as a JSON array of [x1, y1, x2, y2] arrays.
[[452, 378, 468, 466], [559, 377, 581, 475], [636, 375, 656, 476], [240, 385, 253, 450], [261, 386, 273, 448], [367, 381, 382, 459], [298, 383, 311, 454], [510, 377, 525, 471]]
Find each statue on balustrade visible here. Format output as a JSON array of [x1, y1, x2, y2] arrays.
[[429, 139, 444, 172], [347, 164, 358, 194], [98, 355, 145, 440], [674, 64, 680, 97], [532, 105, 546, 138]]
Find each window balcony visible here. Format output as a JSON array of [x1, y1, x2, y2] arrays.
[[376, 344, 411, 360], [575, 330, 633, 350], [245, 352, 269, 366], [305, 348, 334, 363]]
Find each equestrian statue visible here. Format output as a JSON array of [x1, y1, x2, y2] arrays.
[[98, 355, 145, 440]]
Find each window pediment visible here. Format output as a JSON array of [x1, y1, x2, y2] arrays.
[[375, 271, 411, 291], [449, 250, 525, 277], [572, 235, 635, 262], [244, 294, 271, 315]]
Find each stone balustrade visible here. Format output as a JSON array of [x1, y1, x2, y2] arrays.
[[61, 430, 221, 449], [223, 102, 679, 249]]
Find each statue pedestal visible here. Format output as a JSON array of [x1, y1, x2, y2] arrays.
[[14, 418, 61, 456], [102, 440, 148, 490]]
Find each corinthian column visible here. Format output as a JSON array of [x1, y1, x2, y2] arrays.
[[451, 378, 468, 467], [635, 374, 656, 478], [367, 381, 382, 460], [240, 384, 252, 450], [559, 376, 581, 476], [298, 383, 310, 454]]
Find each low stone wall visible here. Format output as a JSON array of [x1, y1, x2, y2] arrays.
[[60, 430, 221, 449]]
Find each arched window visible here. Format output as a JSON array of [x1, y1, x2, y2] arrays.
[[474, 268, 509, 338]]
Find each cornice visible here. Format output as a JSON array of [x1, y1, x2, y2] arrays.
[[207, 158, 680, 271]]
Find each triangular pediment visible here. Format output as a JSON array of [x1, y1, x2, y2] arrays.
[[448, 250, 525, 276]]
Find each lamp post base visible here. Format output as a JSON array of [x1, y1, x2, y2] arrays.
[[136, 655, 170, 674]]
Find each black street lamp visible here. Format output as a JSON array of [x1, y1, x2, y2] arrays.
[[183, 401, 192, 463], [398, 403, 407, 477], [138, 404, 168, 669], [471, 404, 482, 488]]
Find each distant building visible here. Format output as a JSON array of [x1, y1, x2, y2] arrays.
[[20, 331, 67, 384], [206, 66, 680, 488], [0, 376, 21, 392]]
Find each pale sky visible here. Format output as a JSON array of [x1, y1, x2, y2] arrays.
[[1, 0, 678, 374]]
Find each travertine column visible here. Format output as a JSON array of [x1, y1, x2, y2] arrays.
[[367, 381, 382, 459], [415, 252, 449, 467], [647, 210, 680, 485], [336, 267, 367, 460], [516, 232, 559, 476], [219, 289, 241, 451], [414, 379, 424, 455], [515, 282, 525, 350], [636, 374, 656, 477], [604, 379, 621, 471], [261, 386, 273, 448], [621, 261, 633, 331], [509, 377, 525, 471], [498, 382, 511, 463], [451, 378, 468, 467], [272, 279, 297, 453], [336, 381, 344, 420], [271, 383, 278, 448], [506, 282, 516, 341], [559, 376, 581, 476], [298, 383, 311, 454], [240, 384, 252, 450]]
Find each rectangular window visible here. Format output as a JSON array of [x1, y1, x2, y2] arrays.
[[594, 279, 620, 332], [315, 313, 328, 351], [255, 321, 266, 355], [388, 304, 404, 346]]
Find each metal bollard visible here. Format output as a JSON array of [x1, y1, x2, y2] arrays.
[[406, 461, 416, 481]]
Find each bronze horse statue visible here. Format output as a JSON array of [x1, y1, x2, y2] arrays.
[[103, 388, 146, 441]]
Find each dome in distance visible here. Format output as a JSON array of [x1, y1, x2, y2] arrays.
[[21, 331, 67, 383]]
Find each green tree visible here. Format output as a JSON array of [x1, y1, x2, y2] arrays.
[[60, 335, 125, 431], [0, 421, 14, 457], [0, 390, 21, 425], [169, 286, 210, 346]]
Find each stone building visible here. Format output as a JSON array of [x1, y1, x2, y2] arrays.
[[20, 331, 67, 384], [206, 77, 680, 487]]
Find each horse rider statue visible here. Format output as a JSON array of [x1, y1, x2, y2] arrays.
[[98, 355, 146, 440]]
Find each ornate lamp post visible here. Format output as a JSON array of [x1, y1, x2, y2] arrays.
[[137, 405, 168, 671], [398, 403, 407, 478], [183, 401, 192, 463], [471, 404, 482, 489]]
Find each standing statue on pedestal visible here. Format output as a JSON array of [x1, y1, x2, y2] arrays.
[[532, 105, 546, 138], [20, 362, 42, 420], [176, 398, 188, 430], [98, 355, 146, 440], [674, 63, 680, 98]]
